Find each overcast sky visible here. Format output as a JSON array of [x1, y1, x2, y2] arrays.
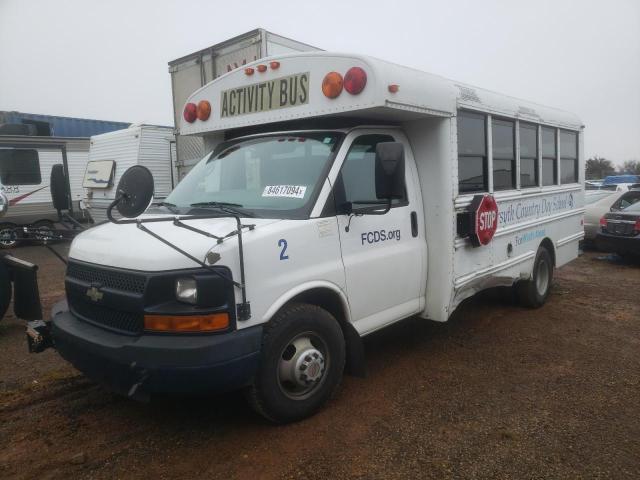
[[1, 0, 638, 164]]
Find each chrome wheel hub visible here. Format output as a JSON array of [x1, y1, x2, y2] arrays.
[[278, 334, 328, 399]]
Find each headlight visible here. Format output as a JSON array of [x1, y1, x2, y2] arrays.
[[175, 277, 197, 304]]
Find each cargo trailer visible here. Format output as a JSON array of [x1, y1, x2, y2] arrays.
[[84, 125, 176, 223]]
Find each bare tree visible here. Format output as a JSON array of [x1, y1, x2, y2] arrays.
[[620, 160, 640, 175], [586, 156, 615, 179]]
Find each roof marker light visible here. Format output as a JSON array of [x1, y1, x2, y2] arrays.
[[245, 67, 255, 75], [344, 67, 367, 95], [270, 61, 280, 69], [183, 103, 197, 123], [388, 84, 399, 93], [196, 100, 211, 121], [257, 64, 267, 73], [322, 72, 343, 99]]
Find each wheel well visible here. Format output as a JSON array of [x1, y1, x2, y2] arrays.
[[283, 288, 366, 377], [539, 238, 556, 266], [288, 287, 349, 326]]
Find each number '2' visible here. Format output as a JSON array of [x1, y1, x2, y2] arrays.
[[278, 239, 289, 260]]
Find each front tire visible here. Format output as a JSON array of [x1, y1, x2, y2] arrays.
[[516, 246, 554, 308], [247, 303, 345, 423]]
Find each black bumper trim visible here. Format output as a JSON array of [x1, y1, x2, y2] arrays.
[[595, 233, 640, 255], [51, 301, 263, 396]]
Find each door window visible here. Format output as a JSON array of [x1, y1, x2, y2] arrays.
[[335, 134, 407, 209]]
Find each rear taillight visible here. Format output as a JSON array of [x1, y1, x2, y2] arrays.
[[599, 217, 607, 228], [344, 67, 367, 95], [183, 103, 197, 123], [634, 219, 640, 232]]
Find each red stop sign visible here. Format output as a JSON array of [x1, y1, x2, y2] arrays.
[[470, 194, 498, 246]]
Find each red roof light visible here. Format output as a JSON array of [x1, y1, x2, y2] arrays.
[[344, 67, 367, 95], [183, 103, 197, 123]]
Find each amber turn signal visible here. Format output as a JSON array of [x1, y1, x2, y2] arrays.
[[322, 71, 343, 99], [144, 313, 229, 332]]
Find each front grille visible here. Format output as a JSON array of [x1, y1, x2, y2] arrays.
[[606, 221, 636, 236], [69, 293, 143, 334], [67, 262, 146, 294]]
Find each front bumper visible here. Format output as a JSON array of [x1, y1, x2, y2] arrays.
[[595, 232, 640, 255], [51, 300, 262, 398]]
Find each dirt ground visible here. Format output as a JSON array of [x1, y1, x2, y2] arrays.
[[0, 245, 639, 479]]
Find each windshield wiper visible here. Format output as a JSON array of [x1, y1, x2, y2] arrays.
[[154, 201, 179, 213], [189, 201, 255, 217]]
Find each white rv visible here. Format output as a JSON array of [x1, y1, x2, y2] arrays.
[[84, 125, 176, 223], [0, 136, 89, 247], [42, 52, 583, 423]]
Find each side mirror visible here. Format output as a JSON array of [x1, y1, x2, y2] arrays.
[[50, 164, 71, 211], [107, 165, 154, 222], [375, 142, 405, 200], [0, 192, 8, 218]]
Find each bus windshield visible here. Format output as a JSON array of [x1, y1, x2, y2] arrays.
[[165, 132, 343, 218]]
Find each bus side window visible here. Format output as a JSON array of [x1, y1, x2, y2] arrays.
[[457, 110, 487, 194], [560, 130, 578, 184]]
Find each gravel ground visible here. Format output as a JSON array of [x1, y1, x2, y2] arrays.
[[0, 245, 639, 479]]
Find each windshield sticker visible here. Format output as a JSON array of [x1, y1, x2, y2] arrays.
[[262, 185, 307, 199]]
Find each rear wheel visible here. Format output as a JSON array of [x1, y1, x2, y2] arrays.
[[247, 303, 345, 423], [0, 223, 20, 249], [516, 246, 554, 308]]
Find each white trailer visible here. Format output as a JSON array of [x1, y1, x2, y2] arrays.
[[84, 125, 176, 223], [168, 29, 320, 180], [0, 135, 89, 247], [45, 52, 584, 423]]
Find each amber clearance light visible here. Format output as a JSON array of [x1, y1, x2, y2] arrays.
[[144, 313, 229, 332], [196, 100, 211, 121], [322, 71, 344, 98]]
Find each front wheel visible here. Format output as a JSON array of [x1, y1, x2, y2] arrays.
[[247, 303, 345, 423], [516, 246, 554, 308]]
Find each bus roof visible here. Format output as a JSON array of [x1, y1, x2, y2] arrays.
[[179, 52, 583, 136]]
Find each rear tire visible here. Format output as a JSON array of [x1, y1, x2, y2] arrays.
[[247, 303, 345, 423], [516, 246, 554, 308]]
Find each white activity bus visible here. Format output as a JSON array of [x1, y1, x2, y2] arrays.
[[43, 52, 584, 423]]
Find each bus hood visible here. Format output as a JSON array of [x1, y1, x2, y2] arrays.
[[69, 216, 281, 271]]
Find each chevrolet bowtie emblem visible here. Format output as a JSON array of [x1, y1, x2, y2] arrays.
[[86, 286, 104, 302]]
